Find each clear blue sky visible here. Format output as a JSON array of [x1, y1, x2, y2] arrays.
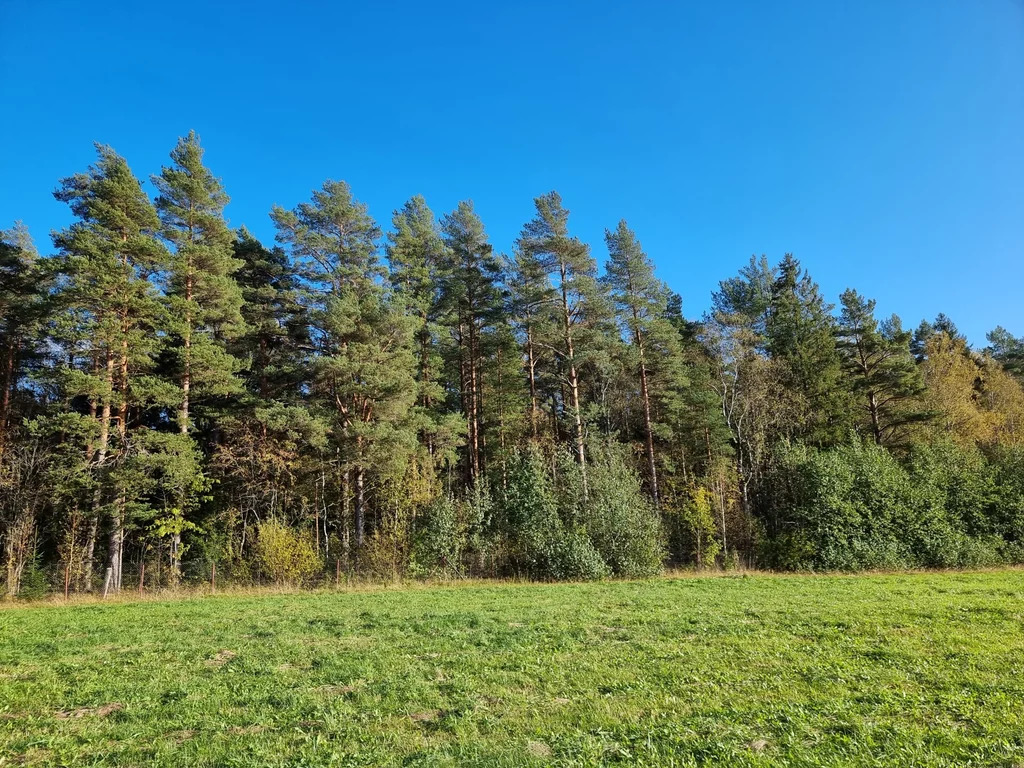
[[2, 1, 1021, 345]]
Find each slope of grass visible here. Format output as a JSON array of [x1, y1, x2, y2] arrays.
[[1, 571, 1022, 767]]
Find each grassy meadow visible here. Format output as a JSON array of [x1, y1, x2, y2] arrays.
[[1, 571, 1022, 767]]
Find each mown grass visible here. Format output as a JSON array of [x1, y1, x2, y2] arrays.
[[1, 571, 1022, 767]]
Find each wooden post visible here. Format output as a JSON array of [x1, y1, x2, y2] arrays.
[[335, 558, 340, 588], [64, 562, 71, 600], [138, 561, 145, 597], [211, 561, 216, 594]]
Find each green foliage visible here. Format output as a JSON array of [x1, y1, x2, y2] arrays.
[[603, 220, 688, 503], [498, 448, 609, 581], [837, 289, 930, 446], [988, 444, 1024, 543], [561, 444, 664, 577], [766, 439, 1020, 570], [676, 486, 722, 568], [255, 519, 321, 585], [986, 326, 1024, 379], [410, 495, 464, 578], [153, 129, 246, 431], [8, 138, 1024, 595], [14, 560, 50, 601], [766, 254, 850, 442]]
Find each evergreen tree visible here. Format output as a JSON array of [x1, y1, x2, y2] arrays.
[[508, 243, 557, 441], [986, 326, 1024, 379], [273, 181, 418, 552], [765, 254, 849, 443], [231, 228, 310, 403], [837, 289, 929, 446], [913, 313, 966, 361], [153, 131, 245, 431], [0, 223, 49, 450], [439, 201, 505, 485], [387, 196, 464, 471], [53, 144, 171, 592], [153, 131, 245, 581], [479, 317, 529, 486], [517, 192, 605, 497], [603, 220, 686, 505]]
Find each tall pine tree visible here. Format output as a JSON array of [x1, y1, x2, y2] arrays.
[[153, 131, 245, 582], [517, 192, 605, 497], [439, 201, 505, 486], [603, 220, 686, 505], [838, 289, 929, 446], [53, 145, 170, 592], [273, 181, 418, 553]]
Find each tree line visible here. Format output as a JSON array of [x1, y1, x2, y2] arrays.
[[2, 134, 1024, 597]]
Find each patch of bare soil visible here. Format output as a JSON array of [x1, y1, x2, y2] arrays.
[[55, 702, 123, 719]]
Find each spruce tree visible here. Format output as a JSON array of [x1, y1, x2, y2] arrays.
[[387, 196, 463, 472], [987, 326, 1024, 379], [231, 228, 310, 403], [0, 223, 49, 450], [766, 254, 849, 443]]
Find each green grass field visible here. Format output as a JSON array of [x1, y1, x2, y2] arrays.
[[1, 571, 1022, 767]]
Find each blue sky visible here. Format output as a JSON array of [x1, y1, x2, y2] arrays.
[[1, 1, 1021, 344]]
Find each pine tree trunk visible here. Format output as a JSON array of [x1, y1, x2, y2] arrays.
[[171, 273, 194, 587], [457, 324, 474, 485], [354, 465, 365, 549], [635, 335, 659, 506], [868, 391, 883, 445], [0, 340, 15, 449], [468, 320, 482, 482], [418, 311, 431, 408], [526, 324, 539, 440], [559, 272, 587, 498], [90, 353, 115, 593], [341, 466, 351, 570], [82, 513, 98, 592], [110, 334, 130, 594]]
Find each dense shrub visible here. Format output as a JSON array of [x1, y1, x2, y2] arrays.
[[498, 448, 609, 581], [764, 439, 1012, 570], [989, 445, 1024, 543], [410, 495, 465, 578], [255, 519, 321, 585], [669, 486, 722, 569], [560, 445, 664, 577]]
